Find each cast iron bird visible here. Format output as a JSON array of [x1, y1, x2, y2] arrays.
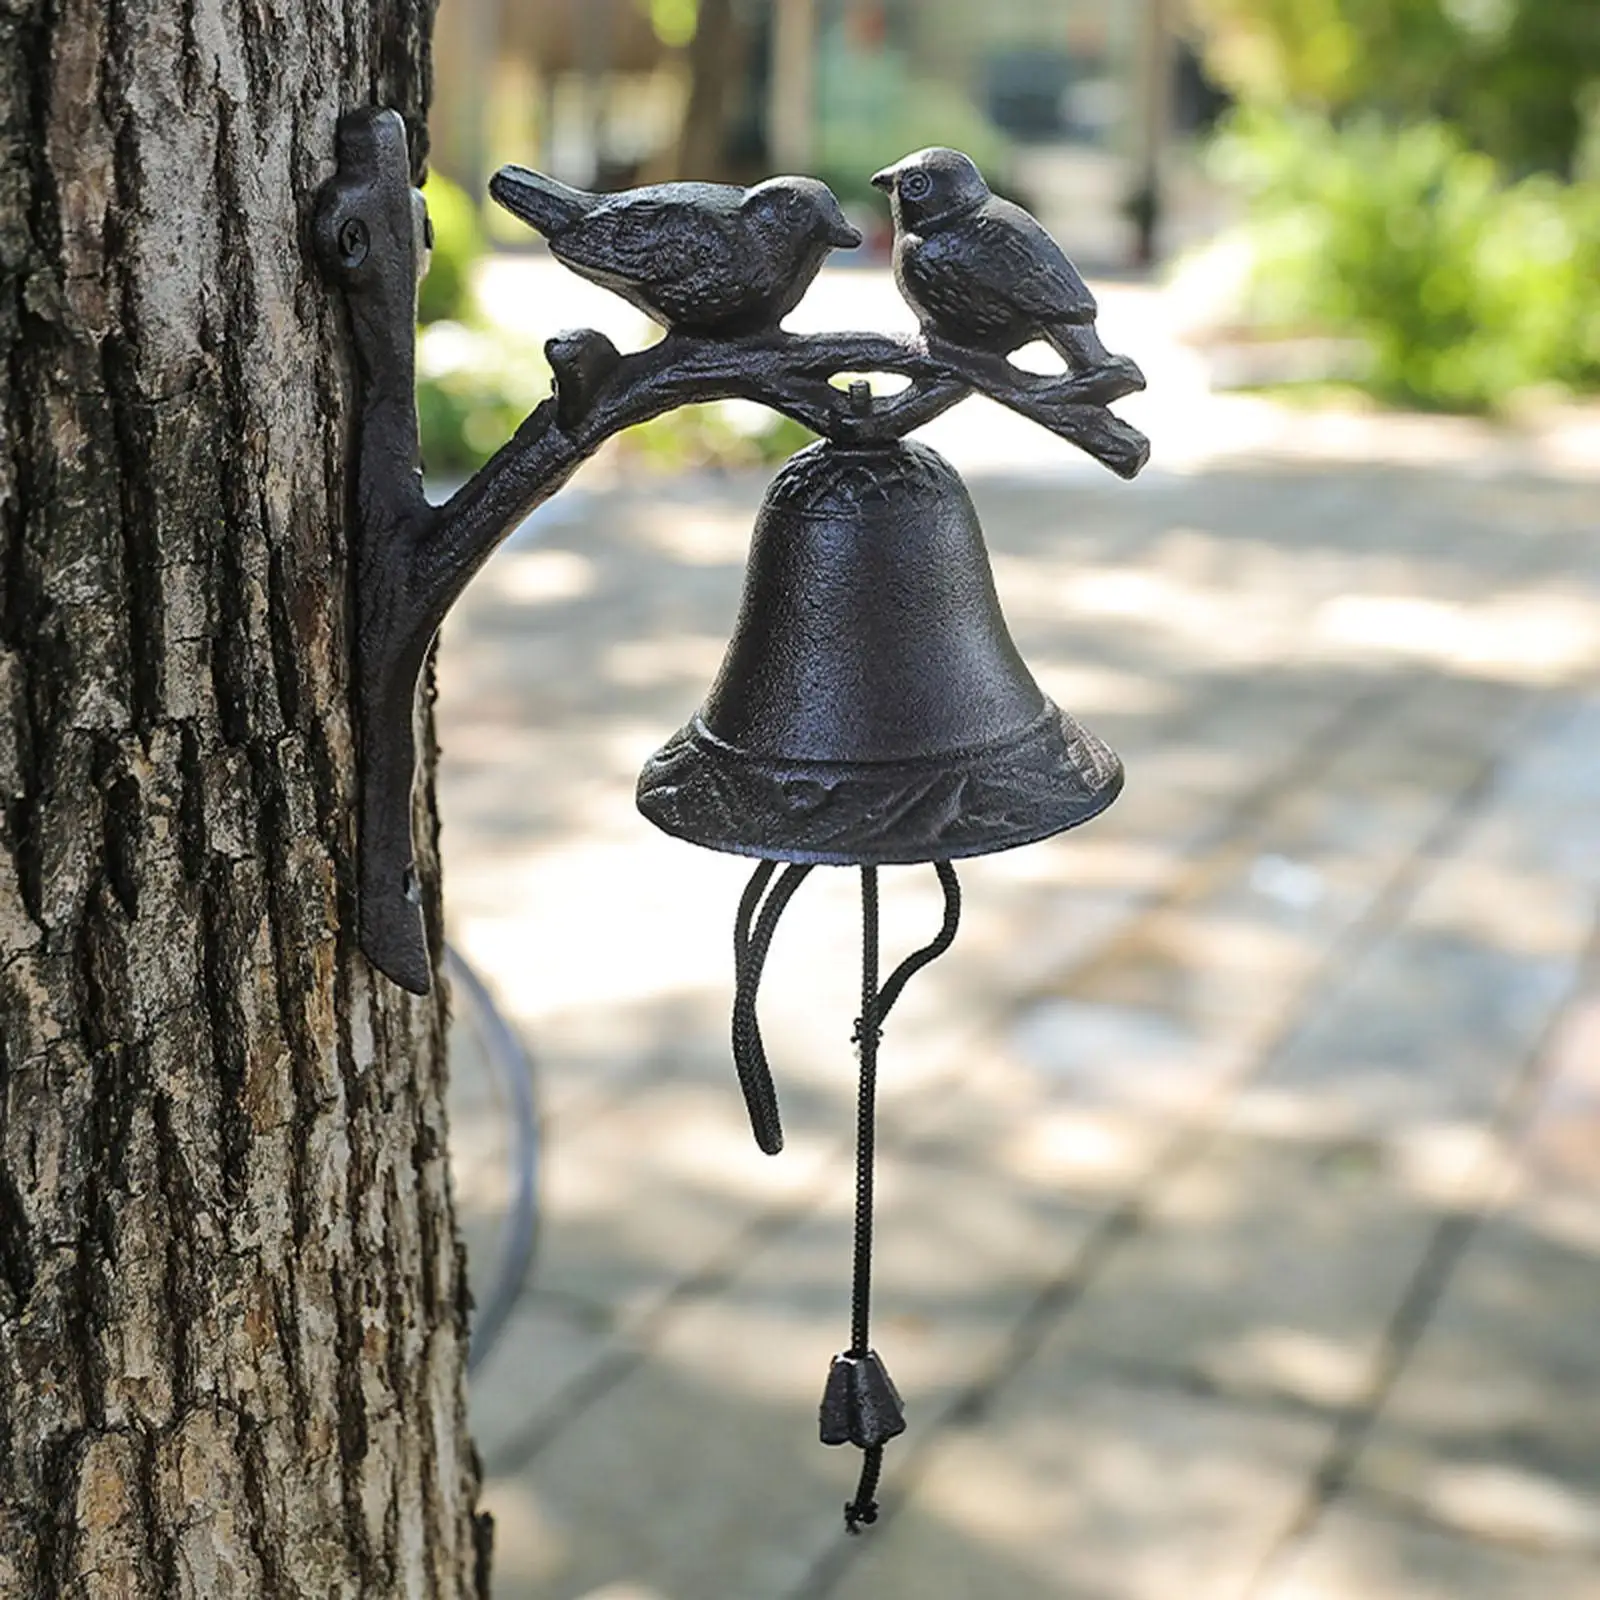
[[488, 167, 863, 335], [872, 147, 1111, 373]]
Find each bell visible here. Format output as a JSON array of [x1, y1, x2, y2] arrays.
[[634, 437, 1123, 1532], [637, 437, 1122, 863]]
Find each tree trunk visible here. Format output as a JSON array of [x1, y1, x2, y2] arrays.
[[0, 2, 488, 1595], [674, 0, 742, 180]]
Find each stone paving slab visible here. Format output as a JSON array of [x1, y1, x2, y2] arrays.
[[1010, 674, 1529, 1121], [827, 1377, 1326, 1600], [1264, 1502, 1600, 1600], [1335, 1007, 1600, 1560], [477, 1161, 1109, 1600], [470, 1293, 629, 1470], [815, 691, 1600, 1597], [1236, 696, 1600, 1146], [1050, 1135, 1438, 1414]]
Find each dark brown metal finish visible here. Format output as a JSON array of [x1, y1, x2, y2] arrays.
[[636, 439, 1123, 865], [488, 167, 863, 333], [314, 108, 436, 993], [314, 109, 1146, 991], [873, 146, 1115, 376], [820, 1351, 906, 1450]]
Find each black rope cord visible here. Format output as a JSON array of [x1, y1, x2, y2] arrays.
[[875, 861, 962, 1027], [841, 860, 961, 1533], [725, 857, 963, 1530], [850, 866, 881, 1358], [844, 865, 885, 1531], [731, 861, 814, 1155]]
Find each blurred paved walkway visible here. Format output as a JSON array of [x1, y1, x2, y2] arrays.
[[440, 270, 1600, 1599]]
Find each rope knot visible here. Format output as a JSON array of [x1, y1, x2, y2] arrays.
[[844, 1498, 879, 1534]]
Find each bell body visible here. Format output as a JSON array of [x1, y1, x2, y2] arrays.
[[637, 438, 1121, 864]]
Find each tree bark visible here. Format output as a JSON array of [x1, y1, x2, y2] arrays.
[[0, 2, 488, 1595]]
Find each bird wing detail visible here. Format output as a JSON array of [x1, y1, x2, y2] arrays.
[[550, 198, 737, 292], [972, 203, 1097, 325]]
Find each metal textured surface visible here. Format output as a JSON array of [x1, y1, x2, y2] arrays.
[[635, 441, 1123, 864], [874, 145, 1117, 375], [314, 108, 437, 993], [637, 706, 1122, 867], [315, 112, 1147, 991], [820, 1352, 907, 1451], [489, 167, 862, 333]]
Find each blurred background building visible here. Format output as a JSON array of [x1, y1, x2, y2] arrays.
[[421, 0, 1600, 464], [431, 0, 1228, 269]]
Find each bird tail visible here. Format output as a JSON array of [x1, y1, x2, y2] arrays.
[[488, 165, 593, 239], [1042, 318, 1109, 374]]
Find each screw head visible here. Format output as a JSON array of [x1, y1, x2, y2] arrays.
[[338, 217, 370, 267]]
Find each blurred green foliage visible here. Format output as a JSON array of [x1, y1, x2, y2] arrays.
[[1189, 0, 1600, 409], [1210, 110, 1600, 410], [417, 172, 484, 325], [416, 323, 551, 477], [643, 0, 698, 49], [1192, 0, 1600, 175], [416, 323, 814, 479], [624, 406, 816, 470], [815, 91, 1014, 209]]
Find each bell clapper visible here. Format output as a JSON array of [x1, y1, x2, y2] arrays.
[[844, 864, 889, 1531], [723, 851, 964, 1522], [724, 854, 965, 1529]]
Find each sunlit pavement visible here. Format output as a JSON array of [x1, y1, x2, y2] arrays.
[[443, 256, 1600, 1599]]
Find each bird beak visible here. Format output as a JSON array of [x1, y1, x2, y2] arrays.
[[830, 220, 864, 249], [869, 167, 896, 194]]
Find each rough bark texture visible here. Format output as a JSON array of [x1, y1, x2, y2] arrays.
[[0, 2, 488, 1594]]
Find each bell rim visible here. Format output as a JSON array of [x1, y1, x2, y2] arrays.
[[636, 701, 1124, 867]]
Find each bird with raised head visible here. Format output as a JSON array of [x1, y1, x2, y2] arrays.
[[872, 147, 1112, 374], [488, 167, 862, 336]]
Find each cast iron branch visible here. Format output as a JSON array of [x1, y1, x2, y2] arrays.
[[315, 108, 1150, 992]]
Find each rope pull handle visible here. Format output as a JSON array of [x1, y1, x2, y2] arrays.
[[846, 1446, 885, 1533], [820, 1349, 905, 1532], [822, 861, 961, 1532], [725, 858, 963, 1530], [730, 861, 813, 1155]]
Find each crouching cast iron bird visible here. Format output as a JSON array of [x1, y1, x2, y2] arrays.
[[872, 146, 1113, 373], [488, 166, 863, 334]]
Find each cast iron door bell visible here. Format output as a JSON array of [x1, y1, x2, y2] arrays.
[[316, 109, 1149, 1530]]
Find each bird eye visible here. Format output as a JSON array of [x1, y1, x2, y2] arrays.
[[901, 171, 932, 201]]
